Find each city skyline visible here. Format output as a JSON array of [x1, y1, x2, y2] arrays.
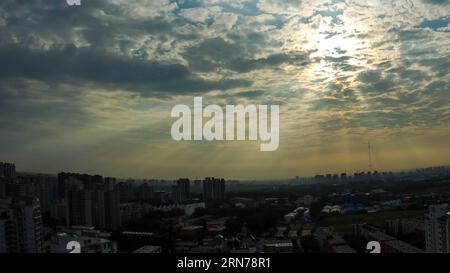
[[4, 160, 449, 181], [2, 158, 449, 254], [0, 0, 449, 179]]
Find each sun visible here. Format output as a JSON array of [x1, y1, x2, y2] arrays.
[[305, 15, 365, 82], [310, 32, 359, 58]]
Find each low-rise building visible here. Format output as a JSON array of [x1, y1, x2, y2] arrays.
[[264, 239, 293, 253], [314, 227, 357, 253], [132, 245, 161, 253], [50, 226, 116, 253], [353, 224, 424, 253]]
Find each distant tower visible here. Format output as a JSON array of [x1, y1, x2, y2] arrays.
[[368, 141, 372, 171]]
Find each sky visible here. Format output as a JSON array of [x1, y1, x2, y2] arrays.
[[0, 0, 449, 180]]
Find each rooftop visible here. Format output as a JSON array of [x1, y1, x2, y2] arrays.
[[132, 245, 161, 253]]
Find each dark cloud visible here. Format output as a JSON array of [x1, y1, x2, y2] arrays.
[[0, 1, 259, 96], [228, 52, 311, 72], [309, 98, 354, 111], [234, 90, 266, 98], [421, 0, 450, 4], [356, 70, 397, 95], [183, 37, 242, 72], [0, 0, 180, 55], [419, 57, 450, 77], [422, 80, 450, 104], [0, 45, 252, 96], [184, 37, 311, 73], [322, 55, 363, 72], [389, 68, 430, 82], [419, 15, 450, 31], [0, 79, 91, 151]]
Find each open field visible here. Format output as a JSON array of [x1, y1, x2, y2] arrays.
[[317, 210, 426, 234]]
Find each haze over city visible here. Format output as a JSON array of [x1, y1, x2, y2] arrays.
[[0, 0, 449, 179]]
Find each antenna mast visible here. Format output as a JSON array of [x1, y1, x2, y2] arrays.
[[368, 141, 372, 171]]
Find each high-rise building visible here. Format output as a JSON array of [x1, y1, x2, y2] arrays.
[[0, 162, 16, 199], [49, 199, 66, 221], [0, 162, 16, 179], [171, 179, 191, 204], [193, 179, 202, 192], [104, 187, 121, 231], [117, 182, 135, 203], [176, 178, 190, 203], [0, 162, 16, 198], [425, 204, 450, 253], [171, 185, 179, 203], [0, 179, 6, 199], [37, 176, 58, 215], [12, 174, 58, 215], [177, 178, 190, 201], [58, 172, 103, 199], [0, 197, 44, 253], [63, 173, 121, 231], [202, 177, 225, 202], [16, 197, 44, 253], [137, 183, 154, 202], [0, 199, 16, 253], [64, 180, 90, 227]]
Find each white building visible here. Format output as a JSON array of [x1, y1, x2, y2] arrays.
[[284, 212, 297, 223], [50, 226, 117, 253], [425, 204, 450, 253]]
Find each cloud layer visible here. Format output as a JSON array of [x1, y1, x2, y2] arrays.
[[0, 0, 449, 178]]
